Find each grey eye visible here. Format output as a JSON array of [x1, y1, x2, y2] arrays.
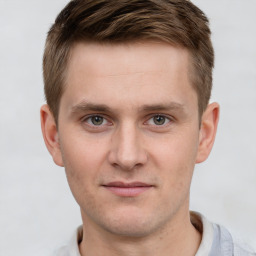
[[90, 116, 104, 125], [153, 115, 166, 125]]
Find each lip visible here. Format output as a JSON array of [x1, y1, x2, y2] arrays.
[[102, 181, 153, 197]]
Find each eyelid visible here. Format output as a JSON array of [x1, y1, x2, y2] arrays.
[[145, 114, 173, 126], [80, 113, 174, 127], [81, 114, 112, 127]]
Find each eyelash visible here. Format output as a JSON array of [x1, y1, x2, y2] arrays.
[[82, 115, 112, 127], [145, 114, 172, 126], [82, 114, 173, 128]]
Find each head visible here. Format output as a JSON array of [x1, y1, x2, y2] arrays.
[[41, 0, 219, 240], [43, 0, 214, 124]]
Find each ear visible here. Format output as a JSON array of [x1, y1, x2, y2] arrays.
[[196, 102, 220, 163], [40, 104, 64, 167]]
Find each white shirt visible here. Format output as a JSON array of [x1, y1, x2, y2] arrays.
[[54, 212, 256, 256]]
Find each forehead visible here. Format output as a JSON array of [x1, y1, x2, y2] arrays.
[[61, 41, 197, 114], [67, 41, 190, 78]]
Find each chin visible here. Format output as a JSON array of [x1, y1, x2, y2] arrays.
[[97, 209, 168, 238], [104, 219, 155, 238]]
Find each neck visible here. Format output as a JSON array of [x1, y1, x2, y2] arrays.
[[79, 209, 201, 256]]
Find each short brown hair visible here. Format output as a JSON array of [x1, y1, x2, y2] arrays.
[[43, 0, 214, 123]]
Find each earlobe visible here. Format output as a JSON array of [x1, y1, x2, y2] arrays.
[[196, 102, 220, 163], [40, 104, 64, 167]]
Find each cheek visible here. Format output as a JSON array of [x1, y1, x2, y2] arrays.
[[59, 137, 107, 209], [59, 132, 110, 187], [151, 130, 198, 163], [149, 130, 199, 185]]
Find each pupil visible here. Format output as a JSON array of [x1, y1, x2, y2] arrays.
[[92, 116, 103, 125], [154, 115, 165, 125]]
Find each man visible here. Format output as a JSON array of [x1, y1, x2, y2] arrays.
[[40, 0, 255, 255]]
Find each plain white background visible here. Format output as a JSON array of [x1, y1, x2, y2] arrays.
[[0, 0, 255, 255]]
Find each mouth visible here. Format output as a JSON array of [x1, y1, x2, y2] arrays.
[[102, 181, 153, 197]]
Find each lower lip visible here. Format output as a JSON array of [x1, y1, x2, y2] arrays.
[[104, 186, 152, 197]]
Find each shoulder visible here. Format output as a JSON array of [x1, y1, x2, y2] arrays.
[[191, 212, 256, 256], [210, 219, 256, 256], [232, 234, 256, 256]]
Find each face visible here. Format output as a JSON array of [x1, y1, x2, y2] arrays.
[[42, 41, 218, 238]]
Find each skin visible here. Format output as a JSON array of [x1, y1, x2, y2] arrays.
[[41, 41, 219, 256]]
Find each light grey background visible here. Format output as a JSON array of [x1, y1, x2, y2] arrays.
[[0, 0, 255, 255]]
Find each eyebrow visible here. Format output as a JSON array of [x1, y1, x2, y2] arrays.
[[70, 102, 112, 114], [70, 101, 186, 114], [140, 103, 185, 112]]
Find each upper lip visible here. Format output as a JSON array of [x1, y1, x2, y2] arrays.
[[103, 181, 153, 188]]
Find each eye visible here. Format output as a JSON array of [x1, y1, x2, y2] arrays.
[[85, 115, 108, 126], [147, 115, 171, 126]]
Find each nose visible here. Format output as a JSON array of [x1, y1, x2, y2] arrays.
[[108, 122, 148, 171]]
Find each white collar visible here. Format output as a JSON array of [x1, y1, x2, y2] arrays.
[[66, 212, 214, 256]]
